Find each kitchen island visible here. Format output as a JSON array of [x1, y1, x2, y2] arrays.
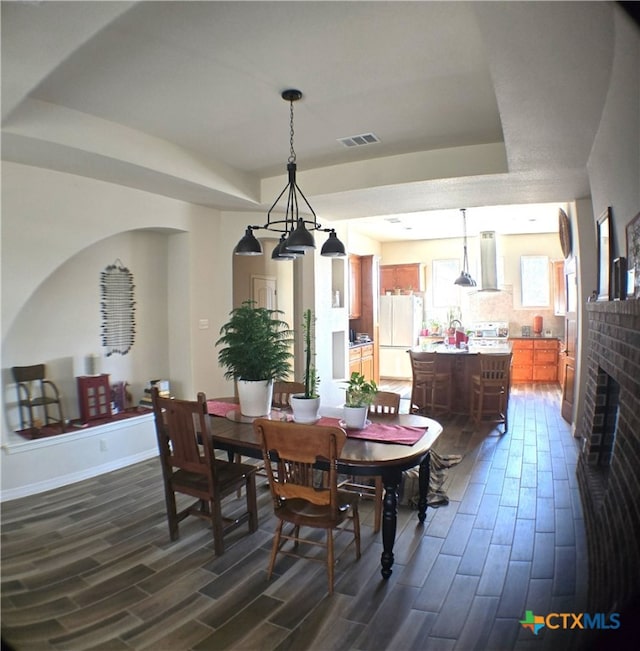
[[410, 341, 513, 416]]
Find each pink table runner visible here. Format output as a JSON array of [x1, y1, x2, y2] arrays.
[[207, 400, 238, 417], [207, 404, 426, 445], [317, 417, 426, 445]]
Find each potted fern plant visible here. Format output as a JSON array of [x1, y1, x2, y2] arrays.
[[289, 308, 321, 423], [216, 300, 293, 417], [343, 371, 377, 429]]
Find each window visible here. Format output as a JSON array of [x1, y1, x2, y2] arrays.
[[520, 255, 550, 307], [432, 259, 460, 307]]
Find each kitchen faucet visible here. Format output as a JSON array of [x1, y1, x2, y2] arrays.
[[449, 319, 462, 330]]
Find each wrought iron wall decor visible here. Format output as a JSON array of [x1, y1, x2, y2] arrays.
[[101, 259, 136, 356]]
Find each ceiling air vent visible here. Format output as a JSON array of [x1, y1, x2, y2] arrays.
[[337, 133, 380, 148]]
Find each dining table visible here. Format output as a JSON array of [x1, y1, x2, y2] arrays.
[[206, 399, 443, 579]]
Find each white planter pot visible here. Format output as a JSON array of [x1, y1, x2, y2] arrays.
[[237, 379, 273, 417], [343, 405, 368, 430], [289, 394, 320, 424]]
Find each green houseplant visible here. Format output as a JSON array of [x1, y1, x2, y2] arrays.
[[344, 372, 377, 407], [216, 300, 293, 416], [290, 308, 321, 423], [301, 308, 319, 399], [343, 372, 377, 429]]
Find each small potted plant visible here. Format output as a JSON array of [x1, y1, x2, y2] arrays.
[[216, 300, 293, 417], [343, 371, 377, 429], [290, 308, 321, 423]]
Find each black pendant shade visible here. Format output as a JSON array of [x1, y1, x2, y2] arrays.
[[234, 90, 346, 259], [284, 217, 315, 252], [320, 229, 347, 257], [454, 208, 476, 287], [234, 227, 263, 255], [454, 271, 477, 287], [271, 235, 298, 261]]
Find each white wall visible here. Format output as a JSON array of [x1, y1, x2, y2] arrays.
[[3, 230, 171, 427], [588, 10, 640, 253], [1, 163, 253, 498]]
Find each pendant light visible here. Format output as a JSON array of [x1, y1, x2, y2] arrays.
[[234, 89, 346, 259], [454, 208, 477, 287]]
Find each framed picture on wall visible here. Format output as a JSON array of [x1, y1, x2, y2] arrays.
[[597, 207, 612, 301], [625, 211, 640, 299]]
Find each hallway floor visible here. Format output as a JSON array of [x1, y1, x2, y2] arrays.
[[1, 383, 593, 650]]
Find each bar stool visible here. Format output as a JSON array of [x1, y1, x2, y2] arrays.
[[409, 351, 451, 417], [470, 353, 512, 433]]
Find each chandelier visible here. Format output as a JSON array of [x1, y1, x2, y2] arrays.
[[453, 208, 477, 286], [234, 89, 346, 260]]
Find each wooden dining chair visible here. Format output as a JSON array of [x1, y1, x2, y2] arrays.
[[253, 418, 361, 595], [12, 364, 65, 433], [339, 391, 401, 533], [271, 380, 305, 409], [409, 351, 451, 416], [470, 353, 512, 433], [152, 388, 258, 556]]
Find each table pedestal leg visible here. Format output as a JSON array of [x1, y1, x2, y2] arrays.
[[381, 468, 401, 579], [417, 451, 431, 523]]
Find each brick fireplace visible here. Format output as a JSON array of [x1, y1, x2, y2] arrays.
[[577, 300, 640, 614]]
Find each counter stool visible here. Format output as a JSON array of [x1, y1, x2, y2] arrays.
[[470, 353, 512, 433], [409, 351, 451, 417]]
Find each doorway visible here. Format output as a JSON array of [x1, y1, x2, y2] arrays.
[[252, 274, 277, 310]]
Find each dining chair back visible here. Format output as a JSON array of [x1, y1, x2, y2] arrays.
[[369, 390, 401, 417], [470, 353, 512, 433], [12, 364, 65, 432], [409, 351, 451, 416], [152, 388, 258, 556], [253, 418, 361, 595], [271, 380, 306, 409]]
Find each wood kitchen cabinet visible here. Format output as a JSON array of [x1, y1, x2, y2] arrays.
[[349, 344, 374, 382], [348, 255, 362, 318], [509, 338, 559, 383], [380, 264, 422, 295], [511, 339, 534, 382], [533, 339, 559, 381]]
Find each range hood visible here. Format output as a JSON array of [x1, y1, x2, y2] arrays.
[[479, 231, 499, 291]]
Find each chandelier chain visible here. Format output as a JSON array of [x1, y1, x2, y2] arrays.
[[288, 99, 296, 163]]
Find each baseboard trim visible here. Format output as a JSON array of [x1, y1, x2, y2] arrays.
[[1, 448, 158, 502]]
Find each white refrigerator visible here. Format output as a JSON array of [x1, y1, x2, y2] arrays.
[[379, 294, 423, 378]]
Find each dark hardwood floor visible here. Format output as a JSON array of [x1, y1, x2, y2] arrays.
[[1, 383, 594, 650]]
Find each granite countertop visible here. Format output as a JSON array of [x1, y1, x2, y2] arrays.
[[349, 340, 373, 348], [509, 335, 559, 340], [413, 341, 513, 355]]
